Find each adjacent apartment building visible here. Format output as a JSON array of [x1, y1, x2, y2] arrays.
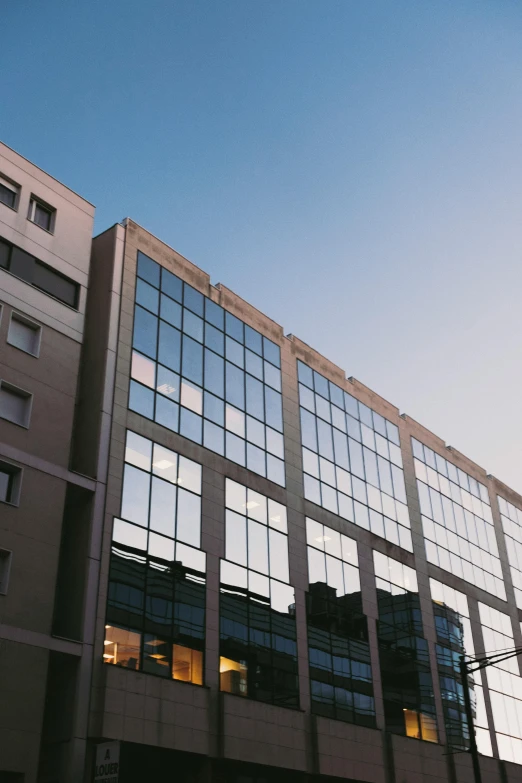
[[2, 142, 522, 783]]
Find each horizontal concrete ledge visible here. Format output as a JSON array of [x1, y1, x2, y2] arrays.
[[0, 623, 84, 656], [0, 442, 97, 491]]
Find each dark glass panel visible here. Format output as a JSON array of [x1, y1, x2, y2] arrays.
[[137, 251, 160, 288]]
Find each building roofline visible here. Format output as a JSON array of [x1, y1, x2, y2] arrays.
[[0, 140, 95, 208]]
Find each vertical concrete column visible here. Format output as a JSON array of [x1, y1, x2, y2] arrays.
[[280, 338, 310, 715], [201, 463, 226, 759], [399, 416, 447, 747]]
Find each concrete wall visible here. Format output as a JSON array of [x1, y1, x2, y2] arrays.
[[0, 143, 95, 783]]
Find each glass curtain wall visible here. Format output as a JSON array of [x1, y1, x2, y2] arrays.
[[130, 250, 285, 485], [478, 603, 522, 764], [219, 479, 298, 707], [498, 496, 522, 609], [297, 361, 411, 551], [412, 438, 504, 600], [104, 431, 206, 684], [306, 518, 375, 726], [430, 578, 492, 755], [374, 552, 438, 742]]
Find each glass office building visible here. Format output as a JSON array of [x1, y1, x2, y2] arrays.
[[84, 221, 522, 783]]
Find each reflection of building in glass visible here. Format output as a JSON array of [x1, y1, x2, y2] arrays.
[[305, 517, 374, 725], [105, 541, 206, 683], [374, 552, 438, 742], [219, 478, 298, 706], [432, 598, 472, 750], [103, 432, 206, 684], [219, 571, 298, 707], [307, 582, 375, 726]]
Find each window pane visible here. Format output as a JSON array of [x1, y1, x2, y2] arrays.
[[245, 325, 262, 354], [225, 362, 245, 409], [269, 529, 289, 582], [159, 271, 182, 305], [264, 387, 283, 432], [184, 284, 204, 316], [158, 321, 181, 372], [136, 279, 159, 313], [204, 349, 224, 397], [176, 488, 201, 547], [182, 335, 203, 384], [129, 381, 154, 418], [137, 251, 160, 287], [149, 477, 176, 536], [131, 351, 155, 388], [226, 510, 247, 565], [156, 366, 180, 401], [33, 262, 79, 307], [133, 306, 158, 359], [246, 375, 264, 420], [249, 519, 269, 574], [125, 431, 152, 471], [160, 294, 182, 327], [177, 456, 201, 494], [179, 408, 202, 444], [154, 396, 179, 431], [121, 465, 150, 526]]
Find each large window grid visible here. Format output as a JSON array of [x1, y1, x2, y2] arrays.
[[412, 439, 504, 600], [129, 251, 285, 485], [478, 603, 522, 764], [219, 480, 298, 707], [498, 496, 522, 609], [306, 519, 375, 726], [430, 578, 492, 755], [374, 551, 438, 743], [104, 431, 206, 684], [298, 361, 411, 551]]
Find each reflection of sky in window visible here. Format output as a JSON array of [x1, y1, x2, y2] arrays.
[[412, 438, 504, 600], [129, 250, 285, 486], [115, 430, 206, 570], [498, 496, 522, 609], [222, 478, 293, 613], [479, 603, 522, 764], [298, 361, 411, 551], [306, 518, 360, 596]]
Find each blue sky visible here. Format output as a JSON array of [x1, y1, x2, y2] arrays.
[[2, 1, 522, 491]]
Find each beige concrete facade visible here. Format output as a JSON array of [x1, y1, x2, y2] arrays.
[[0, 142, 94, 783]]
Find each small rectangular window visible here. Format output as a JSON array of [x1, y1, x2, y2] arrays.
[[0, 174, 20, 211], [28, 196, 56, 233], [8, 312, 42, 357], [0, 460, 22, 506], [0, 549, 12, 594], [0, 381, 32, 427], [33, 261, 78, 308], [0, 238, 10, 269]]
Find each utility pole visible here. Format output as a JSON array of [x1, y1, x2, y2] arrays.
[[459, 655, 482, 783], [459, 647, 522, 783]]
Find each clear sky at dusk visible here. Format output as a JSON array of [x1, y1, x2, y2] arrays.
[[2, 1, 522, 490]]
